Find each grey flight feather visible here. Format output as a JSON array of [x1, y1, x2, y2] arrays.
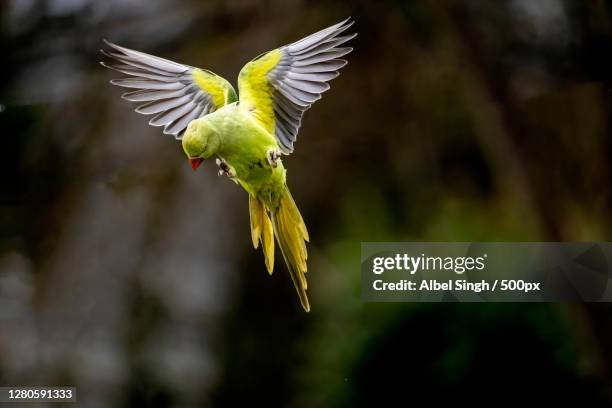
[[266, 18, 357, 154], [100, 40, 233, 139]]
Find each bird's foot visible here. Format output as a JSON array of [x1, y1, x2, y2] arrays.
[[216, 158, 235, 178], [266, 149, 281, 169]]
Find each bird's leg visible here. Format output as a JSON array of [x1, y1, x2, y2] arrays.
[[266, 148, 281, 169], [215, 157, 236, 179]]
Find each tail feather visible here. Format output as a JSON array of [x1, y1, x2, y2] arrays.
[[262, 213, 274, 273], [283, 189, 310, 242], [271, 187, 310, 312], [249, 188, 310, 312], [249, 194, 274, 274], [249, 194, 262, 248]]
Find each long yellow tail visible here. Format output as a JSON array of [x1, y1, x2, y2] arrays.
[[248, 188, 310, 312]]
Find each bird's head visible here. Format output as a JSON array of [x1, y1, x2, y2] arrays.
[[181, 119, 220, 170]]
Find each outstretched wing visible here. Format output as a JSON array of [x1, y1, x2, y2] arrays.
[[237, 18, 356, 154], [101, 41, 237, 139]]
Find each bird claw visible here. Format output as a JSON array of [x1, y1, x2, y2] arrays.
[[267, 149, 281, 169], [216, 157, 235, 178]]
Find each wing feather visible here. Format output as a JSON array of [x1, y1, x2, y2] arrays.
[[135, 95, 192, 115], [121, 89, 188, 102], [292, 60, 347, 73], [284, 78, 330, 94], [149, 102, 195, 127], [237, 18, 356, 154], [110, 79, 183, 90], [101, 40, 237, 139], [286, 71, 339, 82]]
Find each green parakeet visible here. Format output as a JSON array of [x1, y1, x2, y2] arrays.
[[101, 18, 356, 311]]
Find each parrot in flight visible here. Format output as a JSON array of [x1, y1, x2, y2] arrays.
[[101, 18, 356, 311]]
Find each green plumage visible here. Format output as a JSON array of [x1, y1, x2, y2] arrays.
[[182, 104, 311, 311], [102, 18, 355, 311]]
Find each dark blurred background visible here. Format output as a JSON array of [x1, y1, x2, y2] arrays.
[[2, 0, 612, 406]]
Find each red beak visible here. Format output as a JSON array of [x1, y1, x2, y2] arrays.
[[189, 158, 204, 171]]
